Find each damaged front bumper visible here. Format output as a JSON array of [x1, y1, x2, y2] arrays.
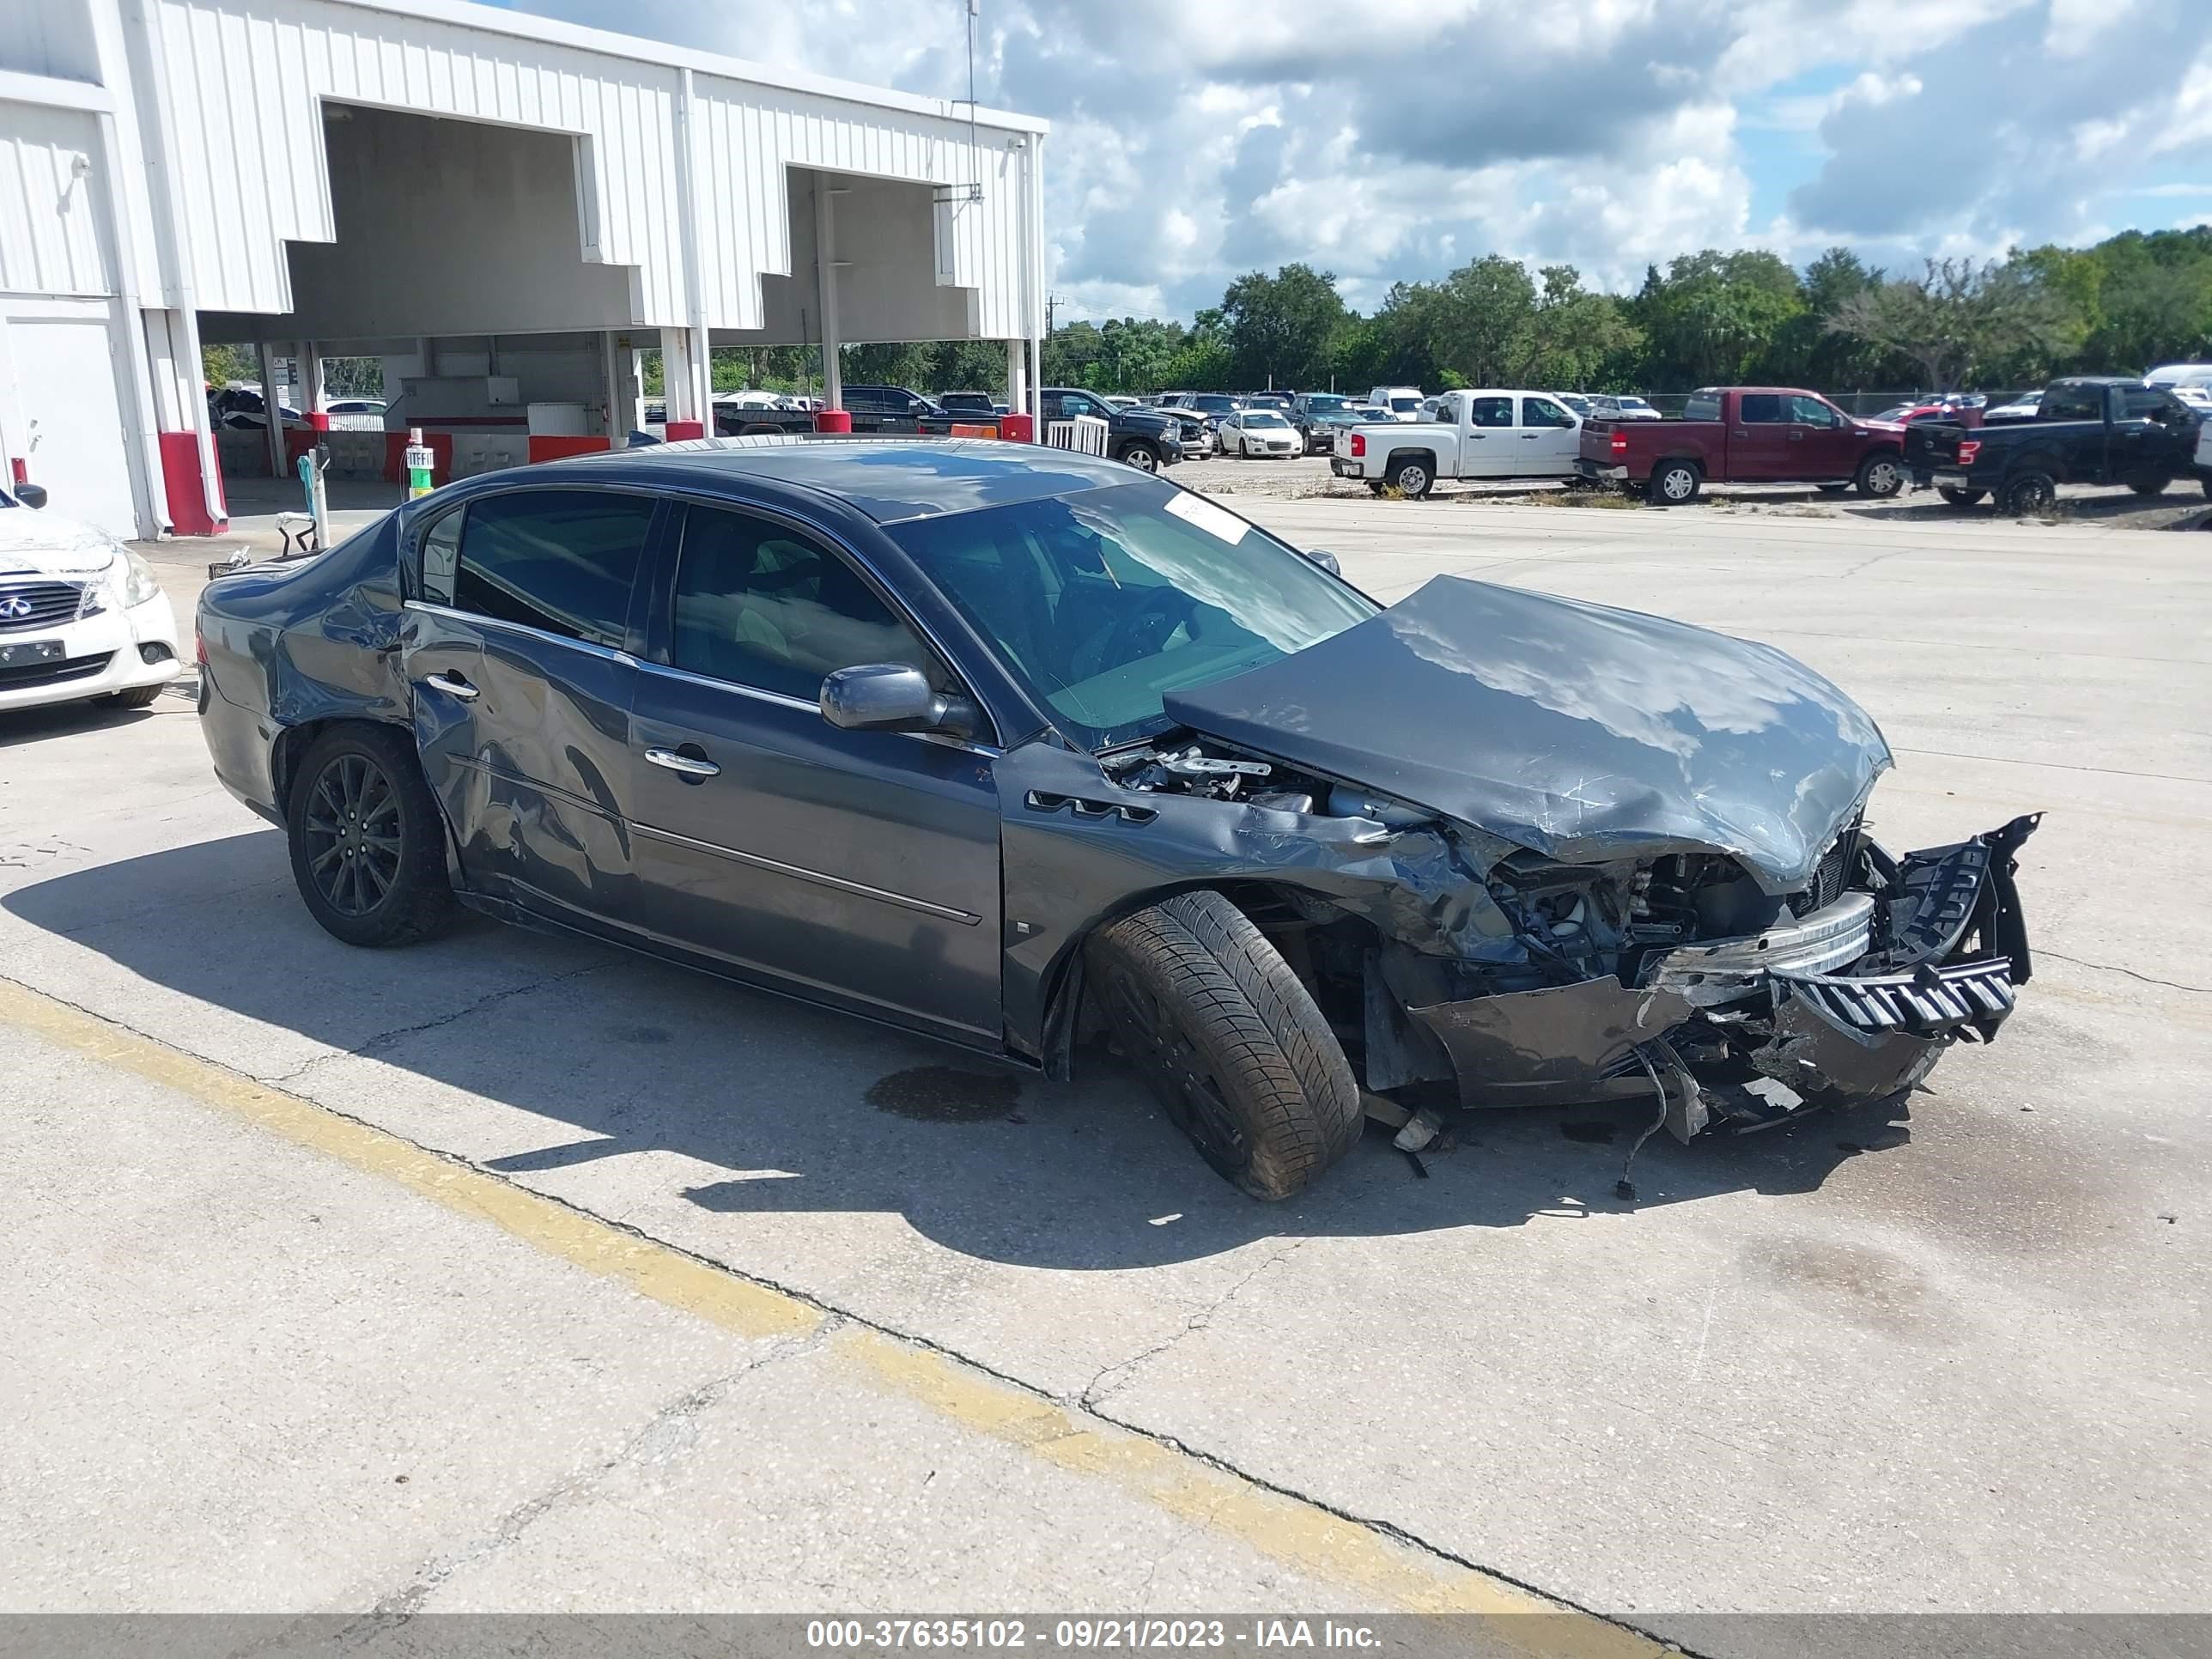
[[1405, 816, 2039, 1135]]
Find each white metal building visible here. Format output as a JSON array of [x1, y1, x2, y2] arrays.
[[0, 0, 1049, 538]]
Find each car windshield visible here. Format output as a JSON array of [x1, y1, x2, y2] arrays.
[[1304, 397, 1352, 413], [1193, 396, 1238, 413], [1618, 398, 1651, 410], [888, 480, 1376, 750], [1242, 412, 1290, 428], [1389, 396, 1419, 412]]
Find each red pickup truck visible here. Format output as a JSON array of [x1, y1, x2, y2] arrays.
[[1576, 387, 1908, 505]]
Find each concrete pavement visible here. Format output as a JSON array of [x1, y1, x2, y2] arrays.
[[4, 494, 2207, 1648]]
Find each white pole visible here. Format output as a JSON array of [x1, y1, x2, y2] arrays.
[[815, 175, 842, 410]]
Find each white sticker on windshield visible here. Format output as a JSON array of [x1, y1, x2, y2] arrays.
[[1164, 491, 1251, 545]]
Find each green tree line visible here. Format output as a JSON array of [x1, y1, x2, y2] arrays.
[[1042, 226, 2212, 397]]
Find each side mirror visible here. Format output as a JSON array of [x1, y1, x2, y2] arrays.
[[1302, 547, 1341, 577], [821, 663, 978, 739], [14, 483, 47, 509]]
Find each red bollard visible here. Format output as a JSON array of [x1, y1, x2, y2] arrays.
[[1000, 412, 1036, 443], [813, 409, 853, 434]]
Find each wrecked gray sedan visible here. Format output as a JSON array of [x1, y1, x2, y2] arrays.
[[195, 440, 2035, 1200]]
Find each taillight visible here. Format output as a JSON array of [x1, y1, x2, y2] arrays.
[[1349, 433, 1365, 457], [1957, 440, 1980, 465], [1609, 430, 1627, 456], [195, 623, 207, 668]]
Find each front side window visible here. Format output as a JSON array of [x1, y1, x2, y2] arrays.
[[1738, 394, 1784, 424], [2121, 386, 2178, 420], [435, 489, 654, 648], [672, 506, 931, 701], [890, 480, 1375, 750], [1521, 397, 1574, 428], [1789, 395, 1841, 428], [1469, 396, 1515, 428]]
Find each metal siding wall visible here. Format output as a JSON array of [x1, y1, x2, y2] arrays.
[[143, 0, 685, 322], [0, 102, 118, 296], [691, 76, 1033, 339]]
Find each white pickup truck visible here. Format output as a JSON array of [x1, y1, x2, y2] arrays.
[[1330, 388, 1583, 497]]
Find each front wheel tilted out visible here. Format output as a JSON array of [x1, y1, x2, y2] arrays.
[[1087, 890, 1362, 1200], [286, 725, 456, 947]]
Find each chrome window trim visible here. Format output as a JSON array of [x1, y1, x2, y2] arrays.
[[403, 605, 1002, 758], [404, 600, 635, 665], [629, 821, 982, 926]]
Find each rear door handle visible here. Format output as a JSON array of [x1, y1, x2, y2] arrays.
[[645, 746, 720, 778], [419, 671, 477, 702]]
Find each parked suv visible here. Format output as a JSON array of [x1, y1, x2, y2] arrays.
[[842, 386, 947, 422]]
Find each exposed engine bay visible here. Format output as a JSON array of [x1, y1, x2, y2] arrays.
[[1099, 731, 2039, 1141]]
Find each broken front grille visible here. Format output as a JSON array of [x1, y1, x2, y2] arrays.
[[0, 580, 87, 632], [1779, 957, 2015, 1035]]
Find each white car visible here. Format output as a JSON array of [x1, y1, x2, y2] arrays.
[[1984, 390, 2043, 422], [1331, 388, 1583, 496], [1365, 386, 1426, 422], [1218, 409, 1301, 458], [0, 484, 183, 714]]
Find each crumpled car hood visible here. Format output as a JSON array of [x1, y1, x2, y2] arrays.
[[1163, 575, 1891, 892], [0, 510, 116, 575]]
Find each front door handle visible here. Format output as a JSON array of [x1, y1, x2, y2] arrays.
[[645, 745, 720, 778], [419, 671, 478, 702]]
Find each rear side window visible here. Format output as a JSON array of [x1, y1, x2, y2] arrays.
[[433, 489, 654, 649], [672, 505, 931, 701], [1738, 394, 1784, 424], [1469, 397, 1515, 428], [1683, 391, 1723, 421]]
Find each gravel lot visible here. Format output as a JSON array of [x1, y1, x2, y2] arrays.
[[1174, 450, 2212, 530]]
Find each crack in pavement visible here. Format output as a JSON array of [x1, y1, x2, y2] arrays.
[[2042, 950, 2212, 997], [266, 957, 624, 1084], [339, 1320, 842, 1632], [1079, 1236, 1314, 1413]]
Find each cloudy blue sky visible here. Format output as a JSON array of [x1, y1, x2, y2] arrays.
[[507, 0, 2212, 322]]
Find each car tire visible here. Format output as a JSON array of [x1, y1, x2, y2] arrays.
[[98, 684, 164, 709], [1120, 441, 1161, 473], [2001, 470, 2057, 515], [2127, 473, 2172, 497], [1087, 890, 1362, 1201], [1937, 485, 1988, 507], [1389, 457, 1433, 498], [1365, 482, 1386, 496], [1648, 459, 1700, 505], [286, 725, 456, 948], [1856, 452, 1905, 498]]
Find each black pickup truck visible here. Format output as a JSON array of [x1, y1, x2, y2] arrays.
[[1906, 376, 2208, 513]]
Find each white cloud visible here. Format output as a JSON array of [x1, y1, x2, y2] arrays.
[[510, 0, 2212, 320]]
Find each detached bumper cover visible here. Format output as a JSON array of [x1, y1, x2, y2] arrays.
[[1409, 815, 2039, 1122]]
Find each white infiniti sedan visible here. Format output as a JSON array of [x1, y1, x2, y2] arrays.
[[0, 484, 182, 714]]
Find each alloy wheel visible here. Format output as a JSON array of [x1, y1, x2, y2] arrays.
[[301, 751, 403, 918]]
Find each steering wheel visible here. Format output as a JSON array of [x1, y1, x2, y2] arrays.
[[1085, 587, 1196, 679]]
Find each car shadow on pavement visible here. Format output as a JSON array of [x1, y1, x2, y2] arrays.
[[4, 830, 1910, 1271], [0, 701, 158, 748]]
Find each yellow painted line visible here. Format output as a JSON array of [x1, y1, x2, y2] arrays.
[[1, 975, 1663, 1656]]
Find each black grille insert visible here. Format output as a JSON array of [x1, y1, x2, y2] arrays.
[[0, 580, 87, 633]]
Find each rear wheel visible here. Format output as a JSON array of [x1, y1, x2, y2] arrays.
[[1087, 890, 1361, 1200], [2001, 470, 2057, 515], [1648, 459, 1700, 505], [1856, 452, 1906, 498], [1389, 457, 1433, 498], [1937, 485, 1987, 507], [2128, 473, 2172, 497], [286, 725, 455, 948]]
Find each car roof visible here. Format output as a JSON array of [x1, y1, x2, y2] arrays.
[[521, 436, 1136, 525]]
